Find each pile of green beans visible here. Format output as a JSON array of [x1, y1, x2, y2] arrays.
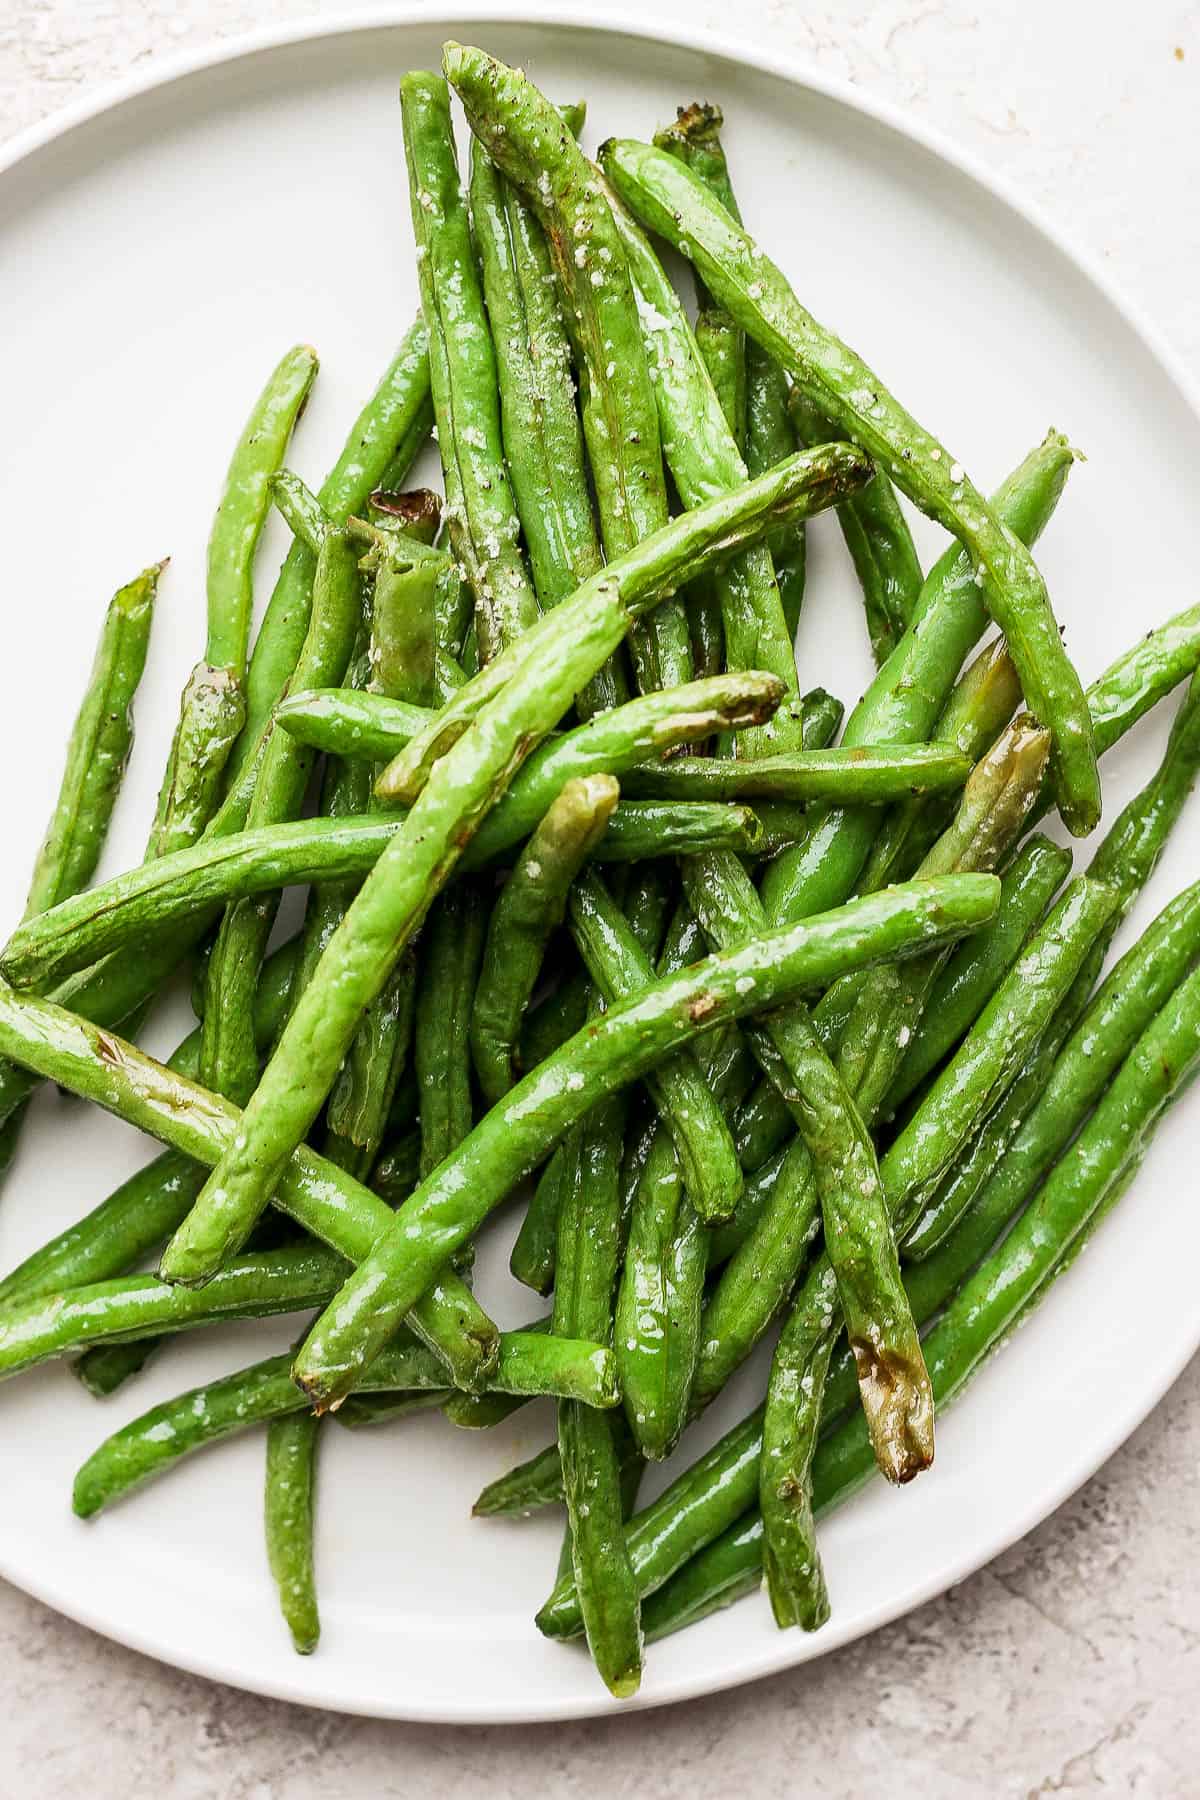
[[4, 39, 1200, 1701]]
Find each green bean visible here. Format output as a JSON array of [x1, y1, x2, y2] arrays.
[[373, 444, 863, 804], [415, 881, 488, 1177], [864, 944, 1109, 1376], [265, 1408, 321, 1653], [281, 669, 780, 800], [650, 107, 747, 441], [608, 911, 756, 1457], [234, 323, 433, 777], [289, 875, 999, 1410], [616, 985, 1199, 1636], [521, 969, 591, 1075], [367, 548, 443, 706], [932, 884, 1200, 1277], [73, 1339, 159, 1397], [2, 800, 763, 995], [155, 348, 319, 854], [334, 1392, 450, 1429], [848, 961, 1200, 1477], [206, 344, 319, 676], [151, 662, 246, 860], [621, 861, 675, 963], [681, 852, 931, 1485], [474, 1440, 571, 1517], [856, 636, 1022, 897], [799, 688, 842, 750], [903, 673, 1200, 1256], [368, 1129, 420, 1206], [535, 1405, 764, 1639], [0, 983, 495, 1387], [612, 1128, 705, 1462], [325, 951, 418, 1183], [622, 743, 969, 805], [69, 1321, 614, 1526], [552, 1097, 643, 1696], [889, 875, 1122, 1254], [831, 718, 1053, 1130], [1026, 600, 1200, 834], [202, 527, 363, 1105], [473, 1410, 642, 1519], [509, 1153, 566, 1295], [653, 103, 807, 641], [468, 122, 605, 611], [271, 468, 329, 556], [26, 562, 163, 915], [695, 310, 746, 443], [760, 1259, 839, 1628], [641, 1510, 764, 1642], [0, 1245, 349, 1382], [274, 687, 432, 760], [789, 388, 922, 668], [472, 777, 619, 1106], [569, 868, 743, 1225], [603, 181, 803, 755], [443, 44, 691, 699], [600, 141, 1099, 834], [0, 938, 300, 1310], [755, 432, 1078, 926], [73, 1329, 592, 1521], [322, 557, 443, 1181], [692, 1136, 820, 1413], [152, 454, 867, 1285], [401, 74, 539, 660], [884, 834, 1073, 1112]]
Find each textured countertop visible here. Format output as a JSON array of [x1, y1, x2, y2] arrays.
[[3, 3, 1199, 1793]]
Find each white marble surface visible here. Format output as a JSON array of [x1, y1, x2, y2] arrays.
[[3, 2, 1200, 1792]]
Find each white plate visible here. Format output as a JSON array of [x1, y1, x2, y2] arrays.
[[1, 3, 1198, 1726]]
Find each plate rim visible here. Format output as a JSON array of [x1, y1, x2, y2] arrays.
[[2, 0, 1198, 1725]]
